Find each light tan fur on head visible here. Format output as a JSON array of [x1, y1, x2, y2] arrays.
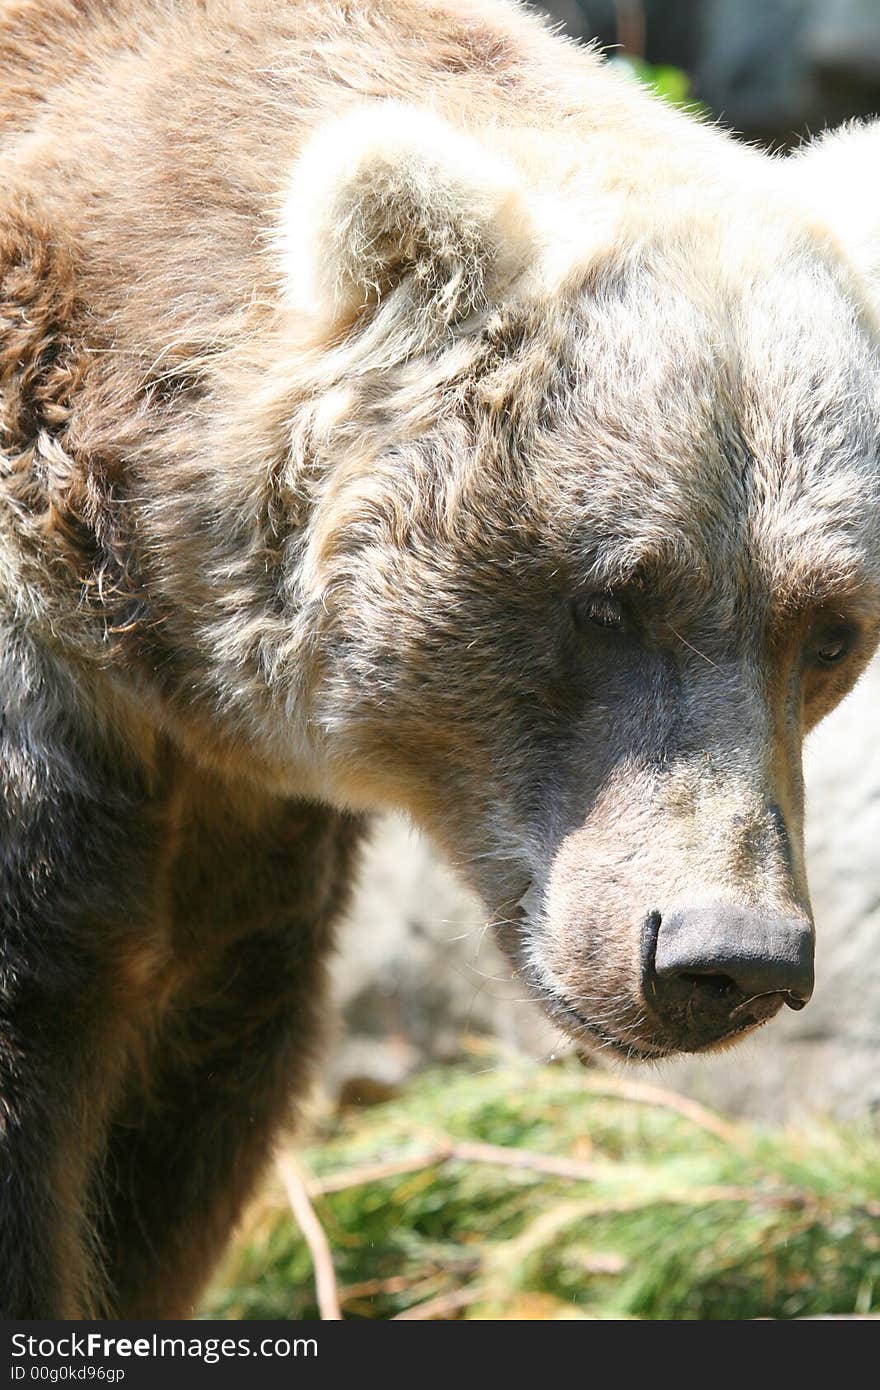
[[281, 101, 536, 337], [790, 119, 880, 321]]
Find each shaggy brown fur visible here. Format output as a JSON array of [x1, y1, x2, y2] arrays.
[[2, 0, 880, 1318]]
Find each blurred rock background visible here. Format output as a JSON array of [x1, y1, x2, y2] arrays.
[[542, 0, 880, 144], [329, 1, 880, 1123]]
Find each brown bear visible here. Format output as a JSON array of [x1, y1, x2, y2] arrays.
[[2, 0, 880, 1320]]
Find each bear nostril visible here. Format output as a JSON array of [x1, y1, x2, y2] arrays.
[[640, 911, 663, 1001], [678, 972, 737, 999]]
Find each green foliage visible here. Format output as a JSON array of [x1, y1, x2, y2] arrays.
[[611, 55, 708, 116], [203, 1058, 880, 1320]]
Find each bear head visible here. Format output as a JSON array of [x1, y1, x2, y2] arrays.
[[276, 103, 880, 1060]]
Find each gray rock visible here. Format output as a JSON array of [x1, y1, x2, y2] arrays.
[[328, 816, 557, 1091]]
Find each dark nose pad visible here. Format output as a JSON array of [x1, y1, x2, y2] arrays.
[[644, 907, 814, 1040]]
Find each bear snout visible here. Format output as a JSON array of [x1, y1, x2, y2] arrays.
[[642, 905, 815, 1051]]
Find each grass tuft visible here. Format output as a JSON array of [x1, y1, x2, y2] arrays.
[[202, 1055, 880, 1321]]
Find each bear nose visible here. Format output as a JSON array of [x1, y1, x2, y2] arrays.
[[643, 907, 814, 1045]]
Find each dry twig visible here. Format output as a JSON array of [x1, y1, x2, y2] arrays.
[[393, 1287, 487, 1321], [575, 1074, 740, 1144], [309, 1138, 604, 1196], [614, 0, 646, 58], [277, 1151, 343, 1320]]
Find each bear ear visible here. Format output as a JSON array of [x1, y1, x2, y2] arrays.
[[279, 102, 535, 340], [791, 121, 880, 310]]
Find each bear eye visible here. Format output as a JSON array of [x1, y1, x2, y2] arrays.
[[809, 625, 853, 668], [573, 592, 627, 634]]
